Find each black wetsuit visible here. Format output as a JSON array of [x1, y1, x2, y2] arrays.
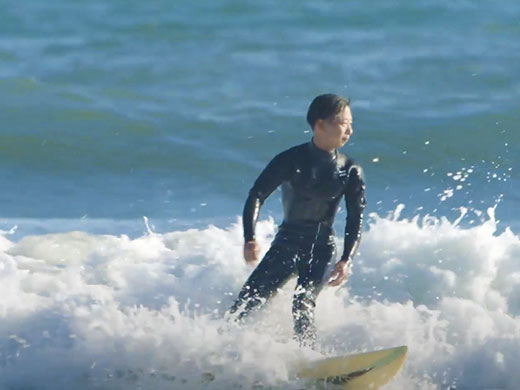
[[229, 137, 366, 346]]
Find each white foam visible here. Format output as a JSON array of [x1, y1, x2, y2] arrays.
[[1, 207, 519, 389]]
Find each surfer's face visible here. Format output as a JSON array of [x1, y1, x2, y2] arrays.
[[315, 106, 353, 149]]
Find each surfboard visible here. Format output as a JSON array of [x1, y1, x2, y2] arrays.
[[296, 345, 407, 389]]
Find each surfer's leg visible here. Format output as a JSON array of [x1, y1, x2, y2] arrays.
[[229, 244, 297, 321], [292, 241, 336, 347]]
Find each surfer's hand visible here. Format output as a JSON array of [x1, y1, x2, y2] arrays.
[[244, 240, 260, 265], [328, 260, 350, 286]]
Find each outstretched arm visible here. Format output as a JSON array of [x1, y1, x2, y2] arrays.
[[243, 151, 293, 242]]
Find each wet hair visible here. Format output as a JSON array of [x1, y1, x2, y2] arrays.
[[306, 94, 350, 130]]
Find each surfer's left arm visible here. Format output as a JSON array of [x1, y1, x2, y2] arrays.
[[328, 163, 366, 286]]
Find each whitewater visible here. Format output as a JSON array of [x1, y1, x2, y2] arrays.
[[1, 203, 519, 390]]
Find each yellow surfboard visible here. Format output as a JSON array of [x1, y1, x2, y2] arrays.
[[296, 345, 407, 389]]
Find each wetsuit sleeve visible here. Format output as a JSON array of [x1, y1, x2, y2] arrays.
[[341, 163, 366, 262], [243, 151, 293, 242]]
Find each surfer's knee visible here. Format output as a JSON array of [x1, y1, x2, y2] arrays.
[[292, 282, 319, 310]]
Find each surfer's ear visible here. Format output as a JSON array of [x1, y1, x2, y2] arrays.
[[313, 119, 324, 133]]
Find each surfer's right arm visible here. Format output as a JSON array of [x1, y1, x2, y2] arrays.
[[242, 150, 293, 261]]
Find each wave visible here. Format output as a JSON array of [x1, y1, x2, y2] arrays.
[[1, 206, 519, 389]]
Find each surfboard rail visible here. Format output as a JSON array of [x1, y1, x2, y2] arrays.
[[296, 345, 408, 390]]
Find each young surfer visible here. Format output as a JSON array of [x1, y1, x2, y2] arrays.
[[229, 93, 366, 348]]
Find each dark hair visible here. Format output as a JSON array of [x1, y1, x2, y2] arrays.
[[306, 94, 350, 130]]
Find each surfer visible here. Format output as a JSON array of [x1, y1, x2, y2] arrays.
[[228, 94, 366, 348]]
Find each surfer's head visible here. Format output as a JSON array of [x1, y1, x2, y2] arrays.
[[307, 94, 353, 150]]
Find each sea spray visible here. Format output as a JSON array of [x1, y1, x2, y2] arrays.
[[1, 206, 520, 389]]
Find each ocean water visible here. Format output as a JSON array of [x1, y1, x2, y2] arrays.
[[1, 0, 519, 389]]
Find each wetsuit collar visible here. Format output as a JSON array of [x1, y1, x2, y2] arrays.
[[309, 137, 337, 161]]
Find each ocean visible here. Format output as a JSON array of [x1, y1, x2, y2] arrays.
[[1, 0, 519, 389]]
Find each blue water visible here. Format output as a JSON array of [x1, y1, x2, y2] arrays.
[[1, 0, 519, 239]]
